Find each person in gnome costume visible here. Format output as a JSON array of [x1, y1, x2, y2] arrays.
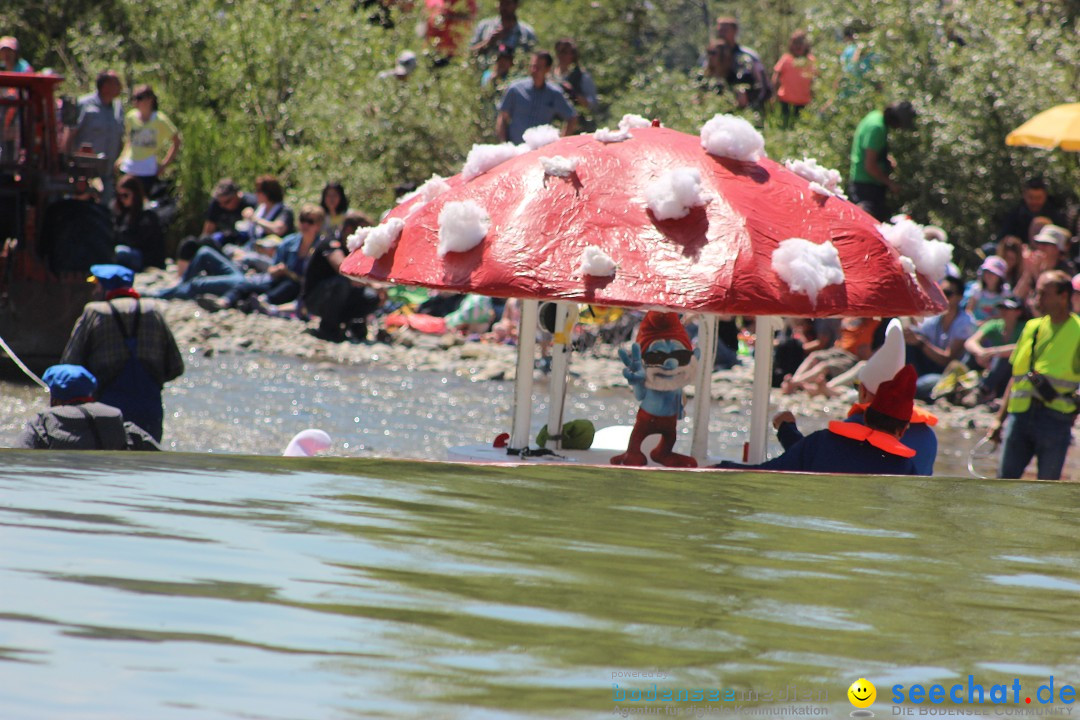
[[772, 319, 938, 474], [611, 311, 699, 467], [716, 365, 921, 475]]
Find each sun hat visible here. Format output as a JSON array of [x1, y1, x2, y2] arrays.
[[978, 255, 1008, 279], [88, 264, 134, 291], [1032, 225, 1069, 251]]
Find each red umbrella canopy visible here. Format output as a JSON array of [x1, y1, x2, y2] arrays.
[[341, 125, 946, 317]]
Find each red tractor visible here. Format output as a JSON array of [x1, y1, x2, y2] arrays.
[[0, 71, 114, 374]]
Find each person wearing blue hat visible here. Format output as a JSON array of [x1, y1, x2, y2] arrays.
[[15, 365, 160, 450], [60, 264, 184, 441]]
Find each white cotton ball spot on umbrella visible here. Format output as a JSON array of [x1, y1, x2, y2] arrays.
[[580, 246, 616, 277], [346, 226, 370, 253], [522, 124, 561, 150], [438, 201, 490, 257], [877, 216, 954, 282], [360, 218, 405, 258], [700, 114, 766, 162], [784, 157, 846, 198], [400, 173, 451, 204], [645, 167, 708, 220], [618, 114, 652, 130], [594, 127, 630, 143], [771, 238, 845, 305], [463, 142, 524, 179], [540, 156, 579, 178], [899, 255, 917, 276]]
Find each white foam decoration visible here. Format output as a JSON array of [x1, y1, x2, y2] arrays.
[[700, 114, 766, 162], [771, 238, 845, 305], [899, 256, 917, 275], [522, 124, 561, 150], [346, 226, 370, 253], [618, 114, 652, 130], [359, 218, 405, 258], [438, 201, 490, 256], [580, 246, 616, 277], [540, 156, 579, 177], [462, 142, 524, 179], [645, 167, 709, 220], [399, 173, 451, 205], [594, 127, 630, 143], [784, 157, 846, 198], [877, 217, 954, 282]]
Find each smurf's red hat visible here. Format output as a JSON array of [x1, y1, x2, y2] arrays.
[[869, 364, 917, 422], [636, 311, 691, 351]]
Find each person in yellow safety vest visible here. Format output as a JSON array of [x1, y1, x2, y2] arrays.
[[988, 270, 1080, 479]]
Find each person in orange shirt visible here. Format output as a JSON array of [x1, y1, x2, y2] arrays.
[[771, 29, 816, 128]]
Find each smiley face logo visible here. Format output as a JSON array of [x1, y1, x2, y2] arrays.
[[848, 678, 876, 709]]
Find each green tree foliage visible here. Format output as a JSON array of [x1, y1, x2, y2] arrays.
[[3, 0, 1076, 264]]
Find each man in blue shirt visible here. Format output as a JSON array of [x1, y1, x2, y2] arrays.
[[496, 51, 577, 144], [71, 70, 125, 206]]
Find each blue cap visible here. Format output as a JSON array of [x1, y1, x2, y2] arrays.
[[89, 264, 134, 291], [42, 364, 98, 402]]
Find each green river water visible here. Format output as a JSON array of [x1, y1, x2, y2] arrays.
[[2, 449, 1079, 719]]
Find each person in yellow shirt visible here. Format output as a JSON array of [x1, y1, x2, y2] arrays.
[[989, 270, 1080, 479], [117, 84, 180, 197]]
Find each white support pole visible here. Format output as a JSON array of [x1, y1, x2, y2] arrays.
[[691, 313, 718, 463], [747, 315, 779, 464], [509, 299, 540, 452], [545, 302, 577, 450]]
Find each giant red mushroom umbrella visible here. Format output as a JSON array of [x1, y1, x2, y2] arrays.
[[342, 123, 947, 464]]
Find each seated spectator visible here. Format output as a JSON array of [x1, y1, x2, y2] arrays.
[[552, 38, 598, 127], [443, 294, 495, 334], [302, 210, 382, 343], [151, 239, 246, 300], [771, 29, 816, 127], [470, 0, 537, 66], [963, 255, 1010, 322], [242, 174, 295, 242], [320, 181, 349, 234], [201, 177, 257, 242], [485, 296, 521, 344], [1031, 224, 1075, 276], [997, 235, 1025, 289], [198, 204, 326, 312], [963, 296, 1026, 403], [0, 36, 32, 73], [496, 51, 578, 143], [904, 275, 976, 400], [997, 176, 1067, 241], [772, 317, 837, 388], [112, 174, 165, 270], [781, 317, 878, 396], [15, 364, 160, 450]]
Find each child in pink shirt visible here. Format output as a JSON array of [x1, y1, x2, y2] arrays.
[[772, 30, 816, 126]]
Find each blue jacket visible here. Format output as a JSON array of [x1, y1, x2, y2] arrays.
[[778, 414, 937, 476], [718, 427, 918, 476]]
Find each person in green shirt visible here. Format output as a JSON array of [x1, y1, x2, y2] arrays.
[[848, 101, 915, 220], [964, 295, 1027, 402]]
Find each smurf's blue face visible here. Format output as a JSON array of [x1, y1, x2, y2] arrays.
[[643, 339, 698, 391]]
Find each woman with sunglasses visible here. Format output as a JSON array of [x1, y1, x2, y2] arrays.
[[112, 174, 165, 270]]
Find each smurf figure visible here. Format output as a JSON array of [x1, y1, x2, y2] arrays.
[[611, 311, 699, 467]]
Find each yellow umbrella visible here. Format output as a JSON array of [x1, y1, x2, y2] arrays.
[[1006, 103, 1080, 151]]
